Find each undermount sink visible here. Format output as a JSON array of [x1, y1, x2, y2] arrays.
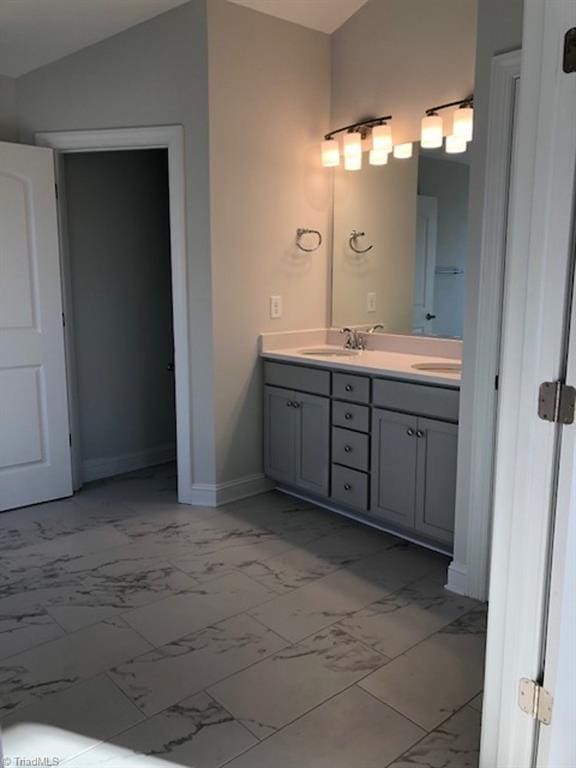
[[299, 347, 361, 358], [412, 362, 462, 373]]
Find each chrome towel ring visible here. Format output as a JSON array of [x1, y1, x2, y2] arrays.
[[349, 230, 373, 254], [296, 228, 322, 252]]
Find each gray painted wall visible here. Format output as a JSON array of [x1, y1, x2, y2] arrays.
[[64, 150, 176, 473], [16, 0, 217, 485], [418, 157, 470, 338], [0, 75, 18, 141]]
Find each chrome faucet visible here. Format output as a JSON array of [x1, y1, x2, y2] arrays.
[[341, 327, 366, 350], [368, 324, 384, 334]]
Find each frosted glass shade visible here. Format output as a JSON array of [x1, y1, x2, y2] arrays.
[[369, 149, 389, 166], [420, 114, 443, 148], [372, 124, 393, 153], [445, 133, 467, 154], [453, 105, 474, 142], [344, 132, 362, 171], [393, 142, 413, 159], [321, 139, 340, 167]]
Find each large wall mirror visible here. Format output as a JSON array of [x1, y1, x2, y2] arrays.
[[331, 139, 471, 339]]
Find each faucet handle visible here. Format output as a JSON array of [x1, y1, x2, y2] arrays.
[[368, 324, 384, 334]]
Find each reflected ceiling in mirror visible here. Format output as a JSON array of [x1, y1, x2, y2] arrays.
[[331, 142, 471, 339]]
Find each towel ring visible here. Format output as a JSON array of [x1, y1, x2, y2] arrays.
[[296, 228, 322, 253], [349, 230, 373, 254]]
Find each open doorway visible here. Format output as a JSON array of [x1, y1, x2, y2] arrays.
[[61, 149, 176, 488]]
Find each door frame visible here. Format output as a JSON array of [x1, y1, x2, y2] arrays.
[[448, 50, 521, 600], [480, 1, 576, 765], [36, 126, 193, 503]]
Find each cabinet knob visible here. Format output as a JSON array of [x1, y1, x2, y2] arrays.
[[416, 430, 425, 438], [344, 412, 353, 420], [345, 384, 354, 392], [344, 445, 353, 453], [344, 482, 352, 491], [286, 401, 292, 408], [292, 401, 301, 409], [406, 428, 415, 436]]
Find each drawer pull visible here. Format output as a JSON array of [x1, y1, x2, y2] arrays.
[[344, 445, 353, 453], [344, 482, 352, 491], [345, 384, 354, 392], [416, 429, 425, 438], [406, 428, 415, 436], [344, 412, 353, 420]]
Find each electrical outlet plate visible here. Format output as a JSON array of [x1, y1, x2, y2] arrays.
[[270, 295, 282, 319], [367, 292, 377, 313]]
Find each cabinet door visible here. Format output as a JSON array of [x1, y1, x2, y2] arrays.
[[415, 417, 458, 545], [264, 386, 295, 485], [293, 391, 330, 497], [371, 408, 418, 528]]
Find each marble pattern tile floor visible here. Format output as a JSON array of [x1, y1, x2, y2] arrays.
[[0, 464, 486, 767]]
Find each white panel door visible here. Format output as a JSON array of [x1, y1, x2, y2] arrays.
[[0, 141, 72, 511], [412, 195, 438, 335]]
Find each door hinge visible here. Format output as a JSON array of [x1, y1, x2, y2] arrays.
[[518, 678, 553, 725], [55, 182, 59, 199], [538, 381, 576, 424], [62, 312, 66, 328], [68, 433, 72, 447]]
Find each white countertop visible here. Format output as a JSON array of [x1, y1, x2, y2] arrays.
[[262, 346, 461, 388]]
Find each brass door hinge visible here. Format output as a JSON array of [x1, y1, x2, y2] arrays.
[[538, 381, 576, 424], [518, 678, 553, 725]]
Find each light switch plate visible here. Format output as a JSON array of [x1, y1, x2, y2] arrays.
[[367, 292, 377, 313], [270, 295, 282, 319]]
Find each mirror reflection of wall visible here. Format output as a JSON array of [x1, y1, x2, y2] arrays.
[[331, 144, 470, 339]]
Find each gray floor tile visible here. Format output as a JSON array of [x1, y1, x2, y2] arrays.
[[109, 614, 287, 716], [209, 625, 388, 738], [224, 685, 424, 768], [469, 692, 483, 712], [2, 674, 144, 765], [387, 705, 481, 767], [0, 616, 151, 715], [238, 547, 343, 595], [251, 545, 445, 643], [122, 571, 277, 646], [359, 609, 486, 731], [0, 604, 65, 661], [338, 574, 479, 658], [61, 692, 256, 768]]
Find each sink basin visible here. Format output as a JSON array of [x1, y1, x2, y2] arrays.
[[412, 362, 462, 373], [299, 347, 360, 358]]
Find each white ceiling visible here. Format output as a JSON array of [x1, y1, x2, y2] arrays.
[[0, 0, 191, 78], [226, 0, 369, 34]]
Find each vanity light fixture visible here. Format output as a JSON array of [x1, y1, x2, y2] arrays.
[[321, 114, 392, 170], [421, 96, 474, 149], [321, 138, 340, 167], [393, 142, 413, 159], [369, 149, 389, 165], [343, 132, 363, 170], [445, 133, 467, 154]]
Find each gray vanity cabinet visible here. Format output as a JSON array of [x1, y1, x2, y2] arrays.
[[415, 417, 458, 544], [264, 384, 330, 497], [371, 409, 418, 529], [371, 408, 457, 544]]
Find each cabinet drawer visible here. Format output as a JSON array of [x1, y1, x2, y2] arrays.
[[373, 378, 459, 422], [332, 372, 370, 403], [264, 361, 330, 396], [332, 401, 370, 433], [331, 465, 369, 511], [332, 427, 369, 472]]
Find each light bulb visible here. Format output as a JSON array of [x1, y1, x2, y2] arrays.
[[421, 114, 443, 148], [453, 105, 474, 142], [343, 132, 362, 171], [393, 143, 413, 159], [372, 124, 393, 153], [321, 139, 340, 167], [369, 149, 389, 166], [445, 133, 467, 154]]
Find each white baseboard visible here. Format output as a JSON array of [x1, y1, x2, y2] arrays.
[[188, 474, 274, 507], [81, 444, 176, 483], [446, 560, 469, 595]]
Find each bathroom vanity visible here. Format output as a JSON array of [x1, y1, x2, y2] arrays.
[[262, 341, 460, 552]]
